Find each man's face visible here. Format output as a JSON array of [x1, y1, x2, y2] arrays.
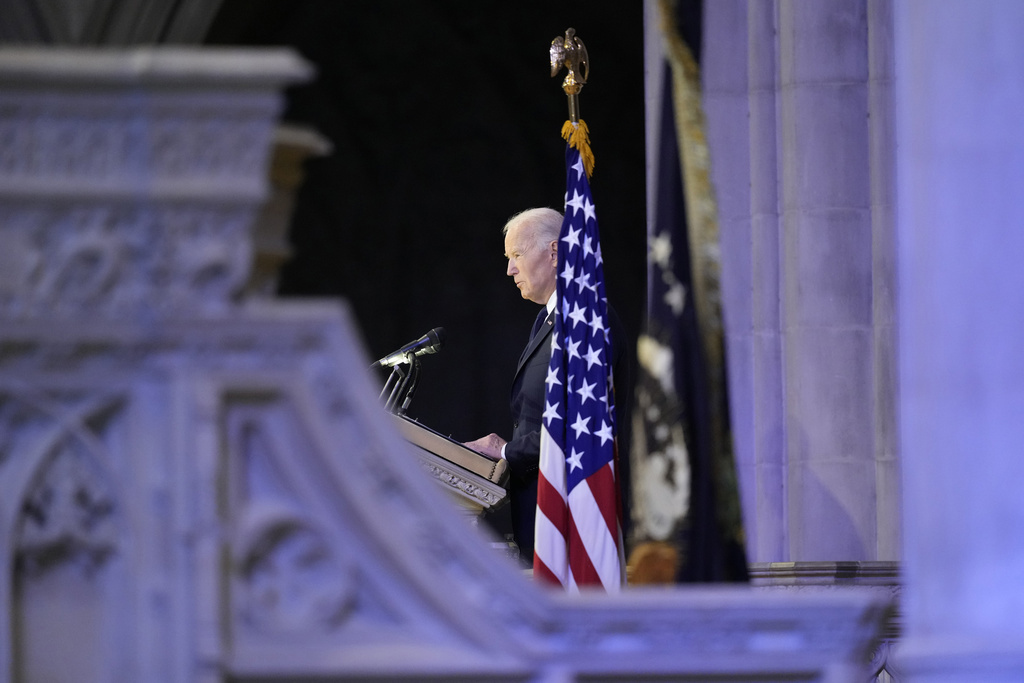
[[505, 222, 557, 305]]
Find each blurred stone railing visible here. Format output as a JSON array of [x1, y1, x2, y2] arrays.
[[752, 561, 902, 682]]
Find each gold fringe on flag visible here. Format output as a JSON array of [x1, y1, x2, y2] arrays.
[[561, 119, 595, 178]]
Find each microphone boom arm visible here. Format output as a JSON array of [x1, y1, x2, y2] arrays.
[[380, 355, 421, 415]]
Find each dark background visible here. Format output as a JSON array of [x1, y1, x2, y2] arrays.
[[207, 1, 647, 444]]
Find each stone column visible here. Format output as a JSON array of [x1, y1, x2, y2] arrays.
[[895, 2, 1024, 679], [867, 0, 900, 563], [681, 4, 904, 674], [705, 0, 789, 564], [777, 0, 876, 562], [747, 0, 789, 564], [706, 0, 900, 564]]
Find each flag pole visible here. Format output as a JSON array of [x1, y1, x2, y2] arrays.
[[534, 28, 625, 591], [550, 28, 595, 178]]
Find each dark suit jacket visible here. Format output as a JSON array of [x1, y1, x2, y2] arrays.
[[503, 304, 633, 564]]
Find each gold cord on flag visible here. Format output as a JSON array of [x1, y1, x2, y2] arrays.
[[560, 119, 595, 178], [551, 28, 595, 178]]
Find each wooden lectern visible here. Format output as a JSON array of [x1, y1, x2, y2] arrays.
[[389, 413, 509, 516]]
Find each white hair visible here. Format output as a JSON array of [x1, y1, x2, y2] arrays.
[[502, 207, 563, 248]]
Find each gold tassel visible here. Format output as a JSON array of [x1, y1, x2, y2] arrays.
[[561, 119, 595, 178]]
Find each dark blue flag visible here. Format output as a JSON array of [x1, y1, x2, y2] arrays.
[[627, 0, 748, 584]]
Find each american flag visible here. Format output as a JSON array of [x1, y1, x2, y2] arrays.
[[533, 142, 624, 591]]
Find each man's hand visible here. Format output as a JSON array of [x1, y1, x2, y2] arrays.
[[464, 433, 507, 461]]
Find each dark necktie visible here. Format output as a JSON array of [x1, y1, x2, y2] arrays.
[[530, 307, 550, 341]]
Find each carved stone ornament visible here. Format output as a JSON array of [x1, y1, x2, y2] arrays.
[[234, 503, 356, 633], [17, 436, 118, 577], [0, 48, 314, 319]]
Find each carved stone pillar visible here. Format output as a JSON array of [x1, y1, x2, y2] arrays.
[[0, 45, 312, 683]]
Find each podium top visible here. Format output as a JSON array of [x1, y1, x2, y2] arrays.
[[390, 414, 509, 487]]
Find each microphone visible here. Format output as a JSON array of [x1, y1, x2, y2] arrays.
[[373, 327, 446, 368]]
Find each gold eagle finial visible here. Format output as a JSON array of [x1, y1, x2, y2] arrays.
[[550, 27, 594, 175], [550, 27, 589, 95]]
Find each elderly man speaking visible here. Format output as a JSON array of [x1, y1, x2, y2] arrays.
[[466, 207, 631, 566]]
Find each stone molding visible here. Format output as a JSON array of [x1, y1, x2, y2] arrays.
[[751, 560, 900, 585], [0, 48, 312, 320]]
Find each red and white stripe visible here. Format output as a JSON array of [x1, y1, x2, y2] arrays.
[[534, 426, 623, 592]]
